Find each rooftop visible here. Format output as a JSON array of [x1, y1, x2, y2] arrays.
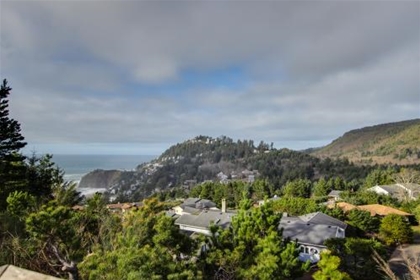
[[0, 265, 62, 280], [279, 212, 346, 246], [175, 210, 235, 230]]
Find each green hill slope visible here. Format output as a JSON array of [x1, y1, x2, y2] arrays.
[[311, 119, 420, 164]]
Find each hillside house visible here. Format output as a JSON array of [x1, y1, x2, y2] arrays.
[[368, 183, 420, 201], [279, 212, 347, 263], [172, 198, 218, 215], [327, 190, 342, 201], [175, 209, 236, 236]]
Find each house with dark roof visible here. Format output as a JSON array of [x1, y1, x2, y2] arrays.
[[174, 209, 236, 236], [279, 212, 347, 263], [327, 190, 342, 201], [368, 183, 420, 201], [172, 198, 218, 215]]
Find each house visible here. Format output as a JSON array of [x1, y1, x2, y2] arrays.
[[256, 195, 280, 206], [279, 212, 347, 263], [172, 198, 218, 215], [106, 202, 141, 213], [175, 209, 236, 236], [368, 183, 420, 201], [327, 190, 342, 201], [174, 198, 236, 235], [331, 202, 413, 217]]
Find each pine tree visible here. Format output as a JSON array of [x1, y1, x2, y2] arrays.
[[0, 79, 27, 210]]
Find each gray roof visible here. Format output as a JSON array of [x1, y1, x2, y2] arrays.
[[299, 212, 347, 229], [182, 197, 201, 206], [175, 210, 235, 230], [279, 212, 347, 246], [377, 184, 403, 195], [327, 190, 342, 197], [280, 220, 340, 246], [181, 198, 217, 209]]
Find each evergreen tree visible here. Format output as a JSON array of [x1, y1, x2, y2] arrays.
[[313, 251, 352, 280], [0, 79, 27, 210], [379, 214, 413, 245]]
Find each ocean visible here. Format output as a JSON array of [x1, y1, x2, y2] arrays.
[[51, 154, 157, 195]]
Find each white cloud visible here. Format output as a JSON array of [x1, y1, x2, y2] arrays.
[[1, 1, 419, 154]]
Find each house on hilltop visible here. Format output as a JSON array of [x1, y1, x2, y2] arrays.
[[279, 212, 347, 263]]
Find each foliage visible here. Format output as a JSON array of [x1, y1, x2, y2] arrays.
[[282, 179, 312, 198], [339, 190, 399, 207], [325, 237, 386, 280], [313, 178, 329, 197], [379, 214, 413, 245], [346, 209, 380, 234], [363, 167, 396, 189], [200, 200, 310, 280], [6, 191, 36, 219], [0, 79, 27, 210], [79, 198, 198, 280], [313, 251, 352, 280], [311, 119, 420, 165], [272, 197, 319, 216]]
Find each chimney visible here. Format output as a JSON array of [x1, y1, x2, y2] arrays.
[[222, 198, 226, 213]]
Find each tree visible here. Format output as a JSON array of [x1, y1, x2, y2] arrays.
[[325, 237, 386, 279], [201, 200, 309, 280], [313, 251, 352, 280], [25, 201, 81, 279], [346, 209, 380, 234], [379, 214, 413, 245], [313, 178, 329, 197], [363, 168, 395, 189], [272, 197, 319, 216], [0, 79, 27, 210], [392, 168, 420, 184], [79, 198, 198, 279], [282, 179, 312, 198]]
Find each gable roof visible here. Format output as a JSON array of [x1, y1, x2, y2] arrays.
[[280, 221, 342, 246], [299, 212, 347, 229], [328, 190, 342, 197], [279, 212, 346, 246], [180, 198, 217, 209], [175, 210, 234, 230]]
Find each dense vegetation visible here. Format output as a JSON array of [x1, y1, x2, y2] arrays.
[[311, 119, 420, 165], [92, 135, 391, 202]]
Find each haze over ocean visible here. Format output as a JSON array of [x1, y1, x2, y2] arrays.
[[51, 154, 157, 183]]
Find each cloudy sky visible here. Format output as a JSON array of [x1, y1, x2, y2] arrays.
[[1, 0, 419, 155]]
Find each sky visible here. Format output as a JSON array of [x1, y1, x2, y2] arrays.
[[1, 0, 419, 155]]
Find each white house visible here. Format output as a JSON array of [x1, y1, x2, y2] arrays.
[[368, 183, 420, 201]]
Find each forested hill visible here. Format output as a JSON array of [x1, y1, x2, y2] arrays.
[[80, 136, 373, 202], [311, 119, 420, 165]]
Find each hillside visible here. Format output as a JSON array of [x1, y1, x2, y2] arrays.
[[311, 119, 420, 164], [79, 136, 373, 201]]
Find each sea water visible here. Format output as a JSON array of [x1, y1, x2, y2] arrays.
[[51, 154, 156, 195]]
